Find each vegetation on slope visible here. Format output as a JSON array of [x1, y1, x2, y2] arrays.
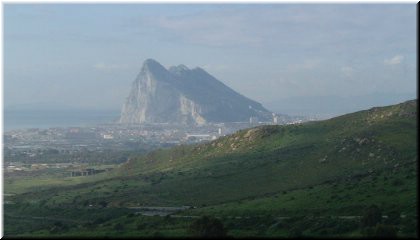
[[4, 100, 417, 237]]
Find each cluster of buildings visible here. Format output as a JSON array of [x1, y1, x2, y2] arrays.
[[69, 167, 112, 177], [3, 115, 313, 172], [4, 162, 81, 173], [4, 122, 253, 153]]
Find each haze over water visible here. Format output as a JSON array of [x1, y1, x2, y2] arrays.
[[3, 109, 119, 131]]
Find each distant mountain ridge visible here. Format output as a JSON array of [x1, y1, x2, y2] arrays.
[[119, 59, 272, 125]]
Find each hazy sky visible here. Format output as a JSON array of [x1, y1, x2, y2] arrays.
[[3, 4, 417, 113]]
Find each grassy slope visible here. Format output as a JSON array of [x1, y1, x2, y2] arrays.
[[4, 100, 417, 237], [116, 99, 417, 207]]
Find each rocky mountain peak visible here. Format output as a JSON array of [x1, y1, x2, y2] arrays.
[[119, 59, 273, 125], [169, 64, 190, 75], [141, 58, 167, 74], [140, 58, 173, 84]]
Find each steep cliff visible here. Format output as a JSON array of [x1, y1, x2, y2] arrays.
[[119, 59, 272, 125]]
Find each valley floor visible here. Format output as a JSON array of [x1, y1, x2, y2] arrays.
[[3, 161, 417, 238]]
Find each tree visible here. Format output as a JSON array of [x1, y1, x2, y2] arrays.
[[288, 226, 303, 238], [49, 221, 68, 233], [114, 223, 124, 232], [361, 205, 382, 227], [99, 200, 108, 208], [189, 216, 227, 238], [373, 224, 397, 238], [386, 210, 401, 225]]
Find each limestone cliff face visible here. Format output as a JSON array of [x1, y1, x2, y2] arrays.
[[119, 59, 272, 125], [179, 94, 206, 125]]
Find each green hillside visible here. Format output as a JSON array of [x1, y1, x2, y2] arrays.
[[116, 99, 417, 207], [4, 99, 417, 237]]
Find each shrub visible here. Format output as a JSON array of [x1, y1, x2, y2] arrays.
[[373, 224, 397, 238], [189, 216, 227, 238], [362, 224, 397, 238], [288, 225, 303, 237], [361, 205, 382, 227], [392, 179, 403, 186], [400, 215, 417, 236], [153, 231, 163, 237], [114, 223, 124, 232], [99, 201, 108, 208], [385, 210, 401, 225], [49, 221, 68, 233], [93, 217, 107, 224]]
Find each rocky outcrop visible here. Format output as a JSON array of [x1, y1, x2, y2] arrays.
[[119, 59, 272, 125]]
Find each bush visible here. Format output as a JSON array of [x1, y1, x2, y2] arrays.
[[93, 217, 107, 224], [288, 226, 303, 237], [392, 179, 403, 186], [99, 201, 108, 208], [362, 224, 397, 238], [49, 221, 68, 233], [400, 215, 417, 236], [373, 224, 397, 238], [331, 219, 359, 234], [114, 223, 124, 232], [189, 216, 227, 238], [385, 210, 400, 225], [361, 205, 382, 227]]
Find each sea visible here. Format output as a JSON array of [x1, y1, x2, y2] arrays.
[[3, 109, 120, 132]]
